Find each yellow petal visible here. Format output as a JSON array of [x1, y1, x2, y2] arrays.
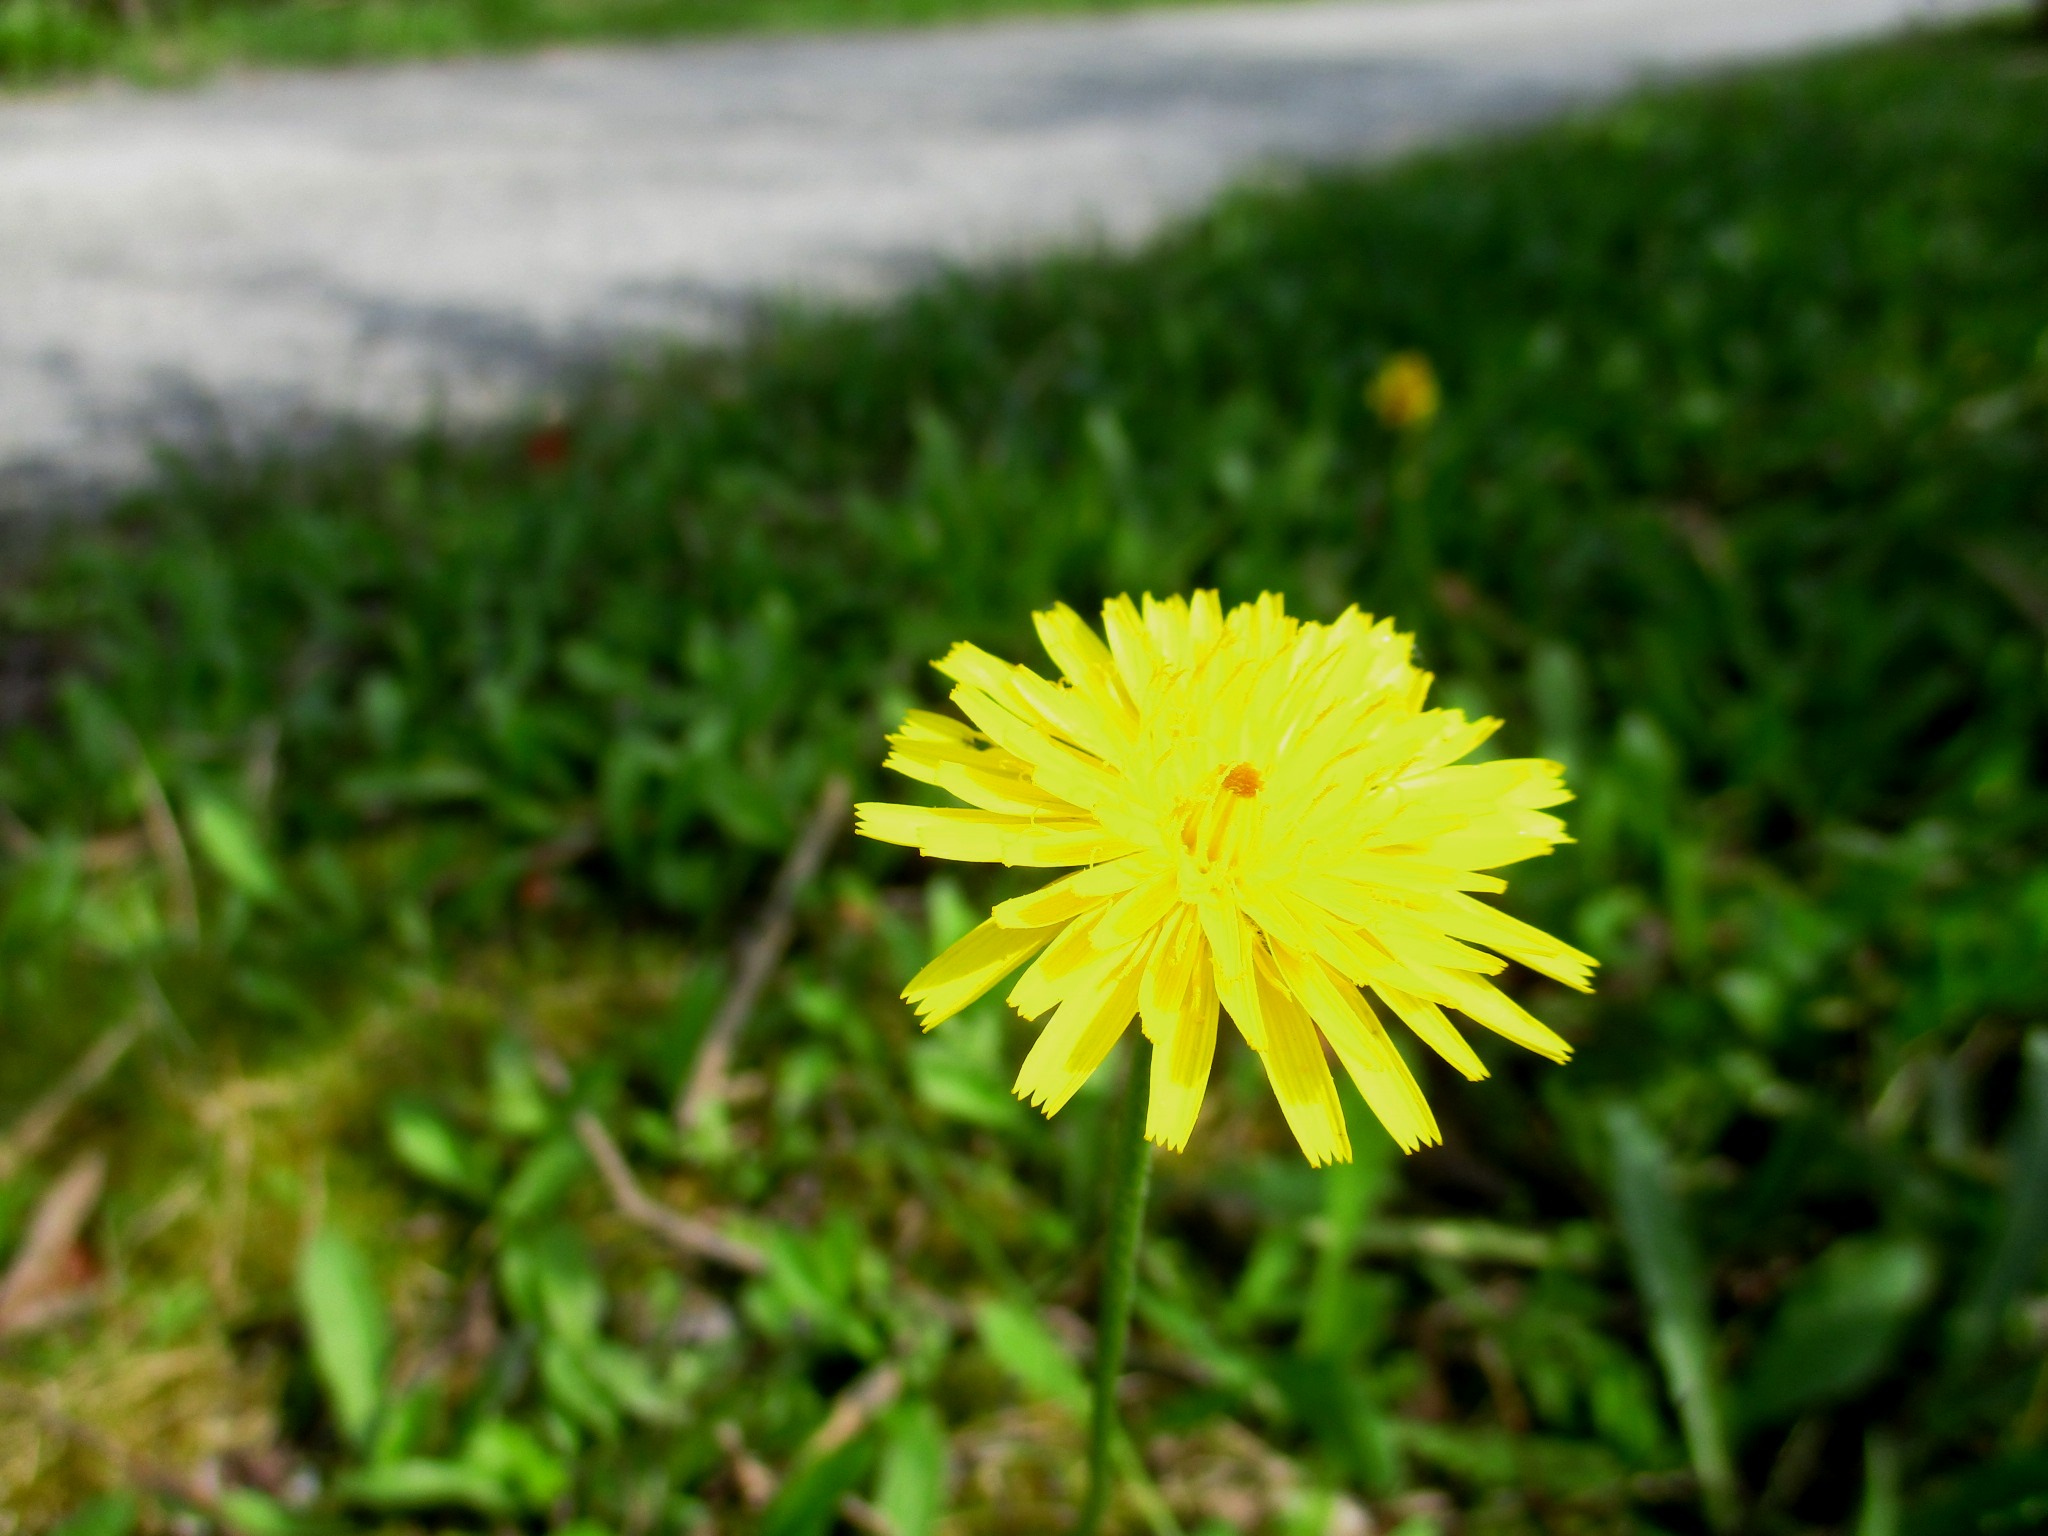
[[881, 740, 1076, 816], [1008, 911, 1112, 1020], [948, 686, 1139, 825], [1142, 592, 1192, 669], [1138, 905, 1201, 1037], [1310, 859, 1507, 898], [904, 917, 1062, 1029], [1146, 947, 1218, 1153], [1431, 971, 1574, 1062], [1099, 595, 1159, 706], [1199, 899, 1263, 1049], [1188, 589, 1224, 657], [854, 802, 1133, 867], [992, 859, 1146, 930], [1093, 876, 1179, 951], [1418, 815, 1572, 869], [1241, 886, 1388, 993], [1014, 936, 1149, 1116], [894, 709, 984, 746], [1009, 665, 1128, 763], [1249, 945, 1351, 1167], [1428, 892, 1598, 992], [1359, 905, 1508, 979], [1035, 601, 1118, 685], [1033, 603, 1136, 735], [1371, 982, 1489, 1081], [1269, 945, 1439, 1153], [1140, 909, 1214, 1150], [933, 641, 1034, 708]]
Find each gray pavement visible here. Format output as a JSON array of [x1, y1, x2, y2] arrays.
[[0, 0, 2004, 512]]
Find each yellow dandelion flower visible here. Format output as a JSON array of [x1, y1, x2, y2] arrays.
[[856, 592, 1594, 1166], [1368, 351, 1440, 430]]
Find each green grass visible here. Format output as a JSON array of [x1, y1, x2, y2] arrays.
[[5, 19, 2048, 1536], [0, 0, 1242, 90]]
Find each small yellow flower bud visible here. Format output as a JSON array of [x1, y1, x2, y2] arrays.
[[1368, 351, 1441, 430]]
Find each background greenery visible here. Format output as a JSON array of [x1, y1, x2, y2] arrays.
[[2, 19, 2046, 1536], [0, 0, 1240, 90]]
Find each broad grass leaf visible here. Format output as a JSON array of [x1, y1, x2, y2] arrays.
[[1956, 1030, 2048, 1362], [874, 1399, 949, 1536], [188, 794, 283, 905], [295, 1229, 390, 1448], [761, 1436, 877, 1536], [493, 1134, 587, 1228], [594, 1340, 681, 1422], [1398, 1422, 1626, 1498], [1135, 1288, 1280, 1414], [748, 1218, 886, 1358], [540, 1334, 622, 1438], [487, 1037, 554, 1139], [49, 1495, 136, 1536], [1267, 1353, 1398, 1496], [1606, 1105, 1737, 1532], [910, 1011, 1028, 1133], [214, 1489, 302, 1536], [498, 1225, 605, 1341], [1737, 1236, 1935, 1428], [335, 1459, 513, 1515], [462, 1417, 572, 1509], [385, 1099, 496, 1201], [972, 1298, 1086, 1414]]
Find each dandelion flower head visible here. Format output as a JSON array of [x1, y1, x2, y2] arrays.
[[857, 592, 1594, 1165]]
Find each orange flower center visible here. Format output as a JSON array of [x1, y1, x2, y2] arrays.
[[1222, 762, 1264, 798]]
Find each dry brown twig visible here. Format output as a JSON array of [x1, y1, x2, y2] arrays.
[[573, 1111, 768, 1275], [0, 1011, 151, 1184], [717, 1420, 780, 1510], [711, 1370, 911, 1534], [0, 1152, 107, 1338], [676, 775, 852, 1135], [806, 1363, 904, 1458]]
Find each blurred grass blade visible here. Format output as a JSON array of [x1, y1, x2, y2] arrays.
[[494, 1133, 588, 1228], [487, 1037, 554, 1139], [463, 1417, 573, 1510], [1606, 1104, 1739, 1533], [761, 1436, 875, 1536], [49, 1495, 136, 1536], [874, 1399, 949, 1536], [1269, 1354, 1400, 1497], [1901, 1450, 2048, 1536], [1737, 1236, 1934, 1427], [215, 1489, 303, 1536], [1956, 1030, 2048, 1363], [1300, 1089, 1392, 1359], [1856, 1432, 1900, 1536], [972, 1298, 1086, 1414], [187, 794, 283, 905], [972, 1300, 1181, 1536], [295, 1228, 390, 1448], [385, 1099, 496, 1201], [335, 1459, 513, 1515]]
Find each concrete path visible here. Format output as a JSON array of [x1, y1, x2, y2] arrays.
[[0, 0, 2001, 511]]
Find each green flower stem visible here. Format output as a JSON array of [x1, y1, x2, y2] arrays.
[[1078, 1035, 1154, 1536]]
